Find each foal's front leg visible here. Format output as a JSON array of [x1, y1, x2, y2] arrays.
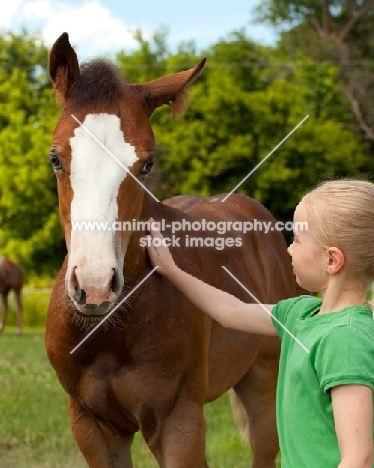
[[143, 397, 209, 468], [68, 396, 134, 468]]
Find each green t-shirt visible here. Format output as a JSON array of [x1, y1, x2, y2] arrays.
[[271, 295, 374, 468]]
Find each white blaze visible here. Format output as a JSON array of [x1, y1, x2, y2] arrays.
[[68, 113, 137, 293]]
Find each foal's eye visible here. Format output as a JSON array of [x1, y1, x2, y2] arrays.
[[49, 151, 62, 171], [140, 157, 155, 175]]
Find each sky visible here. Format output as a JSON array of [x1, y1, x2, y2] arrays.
[[1, 0, 277, 60]]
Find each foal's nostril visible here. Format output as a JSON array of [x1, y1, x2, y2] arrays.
[[68, 265, 121, 311], [74, 286, 87, 304], [109, 269, 120, 295], [71, 267, 78, 288], [71, 268, 87, 304], [69, 267, 86, 304]]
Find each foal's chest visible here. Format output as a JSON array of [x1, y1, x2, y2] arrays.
[[74, 354, 181, 429]]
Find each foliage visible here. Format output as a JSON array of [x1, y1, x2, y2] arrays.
[[254, 0, 374, 147], [0, 30, 50, 127], [147, 33, 366, 218], [116, 27, 170, 83], [0, 32, 66, 274]]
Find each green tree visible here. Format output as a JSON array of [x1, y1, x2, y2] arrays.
[[254, 0, 374, 149], [116, 27, 170, 83], [0, 30, 51, 128], [0, 32, 65, 275], [148, 32, 365, 219]]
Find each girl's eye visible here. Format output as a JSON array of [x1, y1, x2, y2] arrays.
[[140, 157, 155, 175], [49, 151, 62, 171]]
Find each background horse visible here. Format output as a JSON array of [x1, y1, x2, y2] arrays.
[[45, 32, 301, 468], [0, 256, 24, 335]]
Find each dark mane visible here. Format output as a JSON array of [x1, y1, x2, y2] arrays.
[[68, 59, 128, 109]]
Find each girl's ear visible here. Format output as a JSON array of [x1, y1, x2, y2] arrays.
[[326, 247, 345, 275]]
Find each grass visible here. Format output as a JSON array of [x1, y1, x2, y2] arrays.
[[0, 328, 281, 468]]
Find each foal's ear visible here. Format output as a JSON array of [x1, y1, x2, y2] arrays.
[[48, 32, 80, 106], [134, 57, 207, 118]]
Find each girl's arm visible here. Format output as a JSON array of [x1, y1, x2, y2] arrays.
[[146, 220, 277, 335], [331, 384, 373, 468]]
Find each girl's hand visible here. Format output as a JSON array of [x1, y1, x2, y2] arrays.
[[145, 217, 178, 275]]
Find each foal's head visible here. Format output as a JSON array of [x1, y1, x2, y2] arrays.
[[48, 33, 205, 316]]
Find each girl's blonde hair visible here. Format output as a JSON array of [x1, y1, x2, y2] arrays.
[[302, 179, 374, 289]]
